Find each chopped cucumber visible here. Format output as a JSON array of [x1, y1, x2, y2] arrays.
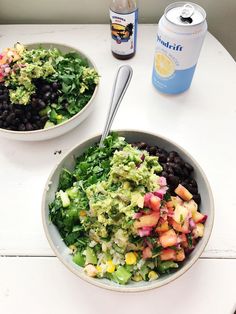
[[85, 247, 97, 265], [73, 251, 85, 267], [112, 266, 131, 285], [58, 190, 70, 207], [44, 121, 55, 129]]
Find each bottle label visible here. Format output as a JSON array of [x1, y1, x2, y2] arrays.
[[110, 9, 138, 56]]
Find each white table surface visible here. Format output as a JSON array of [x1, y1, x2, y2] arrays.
[[0, 24, 236, 314]]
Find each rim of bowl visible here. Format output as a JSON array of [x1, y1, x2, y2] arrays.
[[0, 42, 99, 135], [42, 129, 214, 292]]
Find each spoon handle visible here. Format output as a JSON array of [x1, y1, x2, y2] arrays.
[[99, 65, 133, 147]]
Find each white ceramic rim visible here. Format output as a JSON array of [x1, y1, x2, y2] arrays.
[[0, 42, 99, 136], [42, 129, 214, 293]]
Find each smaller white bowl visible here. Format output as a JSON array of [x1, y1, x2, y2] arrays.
[[0, 43, 99, 141]]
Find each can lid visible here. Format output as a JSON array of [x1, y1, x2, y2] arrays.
[[165, 2, 206, 26]]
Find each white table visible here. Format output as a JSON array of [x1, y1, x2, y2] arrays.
[[0, 25, 236, 314]]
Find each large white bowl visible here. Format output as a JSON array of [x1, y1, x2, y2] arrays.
[[0, 43, 98, 141], [42, 130, 214, 292]]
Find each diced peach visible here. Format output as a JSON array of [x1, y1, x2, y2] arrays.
[[149, 195, 161, 211], [134, 212, 160, 229], [193, 223, 205, 238], [173, 204, 189, 224], [155, 220, 169, 233], [171, 196, 184, 207], [142, 246, 152, 259], [171, 218, 190, 234], [160, 248, 176, 261], [184, 199, 198, 214], [175, 249, 185, 261], [174, 184, 193, 201], [192, 211, 207, 223], [159, 229, 177, 248]]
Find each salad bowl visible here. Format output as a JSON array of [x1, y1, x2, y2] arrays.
[[0, 43, 99, 141], [42, 130, 214, 292]]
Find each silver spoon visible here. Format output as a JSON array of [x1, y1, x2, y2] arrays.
[[99, 65, 133, 147]]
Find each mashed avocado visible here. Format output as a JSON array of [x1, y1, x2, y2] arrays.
[[6, 48, 58, 105], [84, 144, 162, 240]]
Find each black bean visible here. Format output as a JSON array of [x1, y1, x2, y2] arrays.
[[190, 178, 197, 187], [15, 109, 23, 117], [167, 174, 179, 189], [3, 121, 7, 127], [18, 124, 26, 131], [167, 156, 175, 162], [0, 94, 7, 101], [184, 162, 193, 173], [38, 99, 46, 109], [50, 92, 57, 101], [43, 91, 51, 101], [161, 171, 168, 178], [193, 194, 201, 205], [52, 82, 60, 91], [2, 110, 8, 119], [136, 142, 147, 150], [25, 112, 31, 119], [14, 118, 20, 126], [0, 120, 3, 128], [149, 146, 157, 155], [188, 186, 198, 194], [31, 97, 38, 107], [174, 156, 184, 165], [158, 153, 167, 163], [25, 122, 33, 131], [182, 167, 189, 177], [173, 164, 184, 176], [169, 151, 178, 159], [6, 113, 15, 124], [40, 116, 48, 124], [41, 84, 51, 93]]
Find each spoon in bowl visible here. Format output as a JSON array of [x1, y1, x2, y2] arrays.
[[99, 65, 133, 147]]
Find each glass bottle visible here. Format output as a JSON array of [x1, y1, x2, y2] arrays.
[[110, 0, 138, 60]]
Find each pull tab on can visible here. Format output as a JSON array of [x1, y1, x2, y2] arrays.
[[180, 4, 194, 23]]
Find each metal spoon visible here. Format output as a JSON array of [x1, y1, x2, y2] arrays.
[[99, 65, 133, 147]]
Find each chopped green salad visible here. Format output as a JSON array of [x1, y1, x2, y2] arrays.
[[49, 133, 206, 284]]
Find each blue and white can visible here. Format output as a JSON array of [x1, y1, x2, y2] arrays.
[[152, 2, 207, 94]]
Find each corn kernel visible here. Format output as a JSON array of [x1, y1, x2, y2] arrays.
[[125, 252, 137, 265], [96, 265, 102, 273], [148, 271, 158, 281], [132, 273, 143, 282], [106, 260, 115, 273], [79, 210, 87, 217], [69, 245, 77, 254]]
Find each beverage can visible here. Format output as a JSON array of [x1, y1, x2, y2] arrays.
[[152, 2, 207, 94]]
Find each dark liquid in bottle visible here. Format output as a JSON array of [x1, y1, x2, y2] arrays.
[[112, 51, 135, 60]]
